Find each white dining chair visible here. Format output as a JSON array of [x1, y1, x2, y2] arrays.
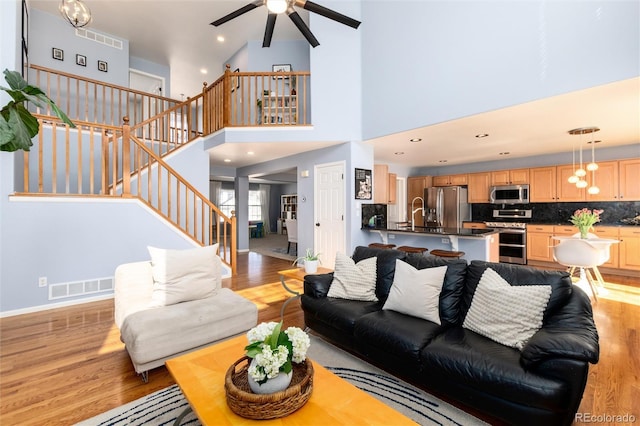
[[552, 237, 610, 301], [285, 218, 298, 255]]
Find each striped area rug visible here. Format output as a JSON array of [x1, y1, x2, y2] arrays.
[[77, 335, 487, 426]]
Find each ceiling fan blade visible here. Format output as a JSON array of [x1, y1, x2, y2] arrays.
[[288, 10, 320, 47], [300, 0, 361, 29], [210, 1, 261, 26], [263, 13, 277, 47]]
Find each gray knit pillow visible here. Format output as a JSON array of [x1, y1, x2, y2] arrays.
[[327, 252, 378, 301], [463, 268, 551, 350]]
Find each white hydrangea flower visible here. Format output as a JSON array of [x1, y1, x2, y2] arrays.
[[285, 327, 311, 363], [247, 322, 278, 343]]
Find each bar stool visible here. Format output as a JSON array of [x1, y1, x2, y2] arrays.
[[368, 243, 396, 249], [396, 246, 429, 254], [430, 249, 465, 258]]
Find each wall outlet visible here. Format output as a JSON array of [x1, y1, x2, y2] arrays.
[[38, 277, 47, 287], [441, 238, 449, 244]]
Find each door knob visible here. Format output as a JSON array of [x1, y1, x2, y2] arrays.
[[315, 223, 320, 226]]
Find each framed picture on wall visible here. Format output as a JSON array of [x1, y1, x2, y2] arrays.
[[76, 54, 86, 67], [98, 60, 108, 72], [272, 64, 291, 79], [52, 47, 63, 61], [355, 168, 372, 200]]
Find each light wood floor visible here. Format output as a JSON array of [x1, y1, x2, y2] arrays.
[[0, 253, 638, 425]]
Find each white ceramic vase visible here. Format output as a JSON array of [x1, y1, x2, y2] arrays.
[[247, 359, 293, 394], [304, 260, 318, 274]]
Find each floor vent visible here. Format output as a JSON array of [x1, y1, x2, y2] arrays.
[[75, 28, 123, 50], [49, 277, 114, 300]]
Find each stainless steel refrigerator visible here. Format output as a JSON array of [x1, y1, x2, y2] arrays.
[[423, 186, 471, 228]]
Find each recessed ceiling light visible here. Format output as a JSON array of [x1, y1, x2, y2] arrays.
[[394, 152, 404, 155], [499, 152, 510, 155], [200, 68, 208, 74], [438, 160, 448, 163], [409, 138, 422, 142], [247, 151, 254, 155], [224, 158, 231, 163], [475, 133, 489, 138], [217, 35, 225, 42]]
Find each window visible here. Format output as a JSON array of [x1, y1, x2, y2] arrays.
[[217, 189, 262, 221]]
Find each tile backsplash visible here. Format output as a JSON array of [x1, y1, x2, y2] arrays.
[[472, 201, 640, 225], [361, 204, 388, 228]]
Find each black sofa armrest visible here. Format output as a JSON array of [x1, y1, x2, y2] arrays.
[[521, 288, 599, 368], [303, 273, 334, 298]]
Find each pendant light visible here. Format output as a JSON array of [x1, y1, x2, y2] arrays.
[[587, 135, 601, 195], [59, 0, 92, 28], [568, 136, 579, 184], [568, 127, 599, 190]]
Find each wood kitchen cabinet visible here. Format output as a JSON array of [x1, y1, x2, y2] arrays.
[[491, 168, 529, 185], [592, 226, 620, 269], [527, 225, 555, 262], [467, 172, 491, 203], [585, 161, 618, 201], [373, 164, 389, 204], [529, 167, 557, 202], [407, 175, 431, 223], [619, 158, 640, 201], [463, 222, 488, 229], [619, 227, 640, 271], [388, 173, 397, 204], [556, 164, 586, 201], [432, 174, 468, 187]]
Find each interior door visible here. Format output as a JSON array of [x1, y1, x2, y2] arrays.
[[314, 162, 345, 269]]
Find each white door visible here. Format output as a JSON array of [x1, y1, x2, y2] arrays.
[[314, 162, 346, 269]]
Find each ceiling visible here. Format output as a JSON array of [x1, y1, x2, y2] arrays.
[[29, 1, 640, 178]]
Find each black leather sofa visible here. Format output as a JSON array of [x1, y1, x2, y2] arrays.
[[301, 246, 599, 426]]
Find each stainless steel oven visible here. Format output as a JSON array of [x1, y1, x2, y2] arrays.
[[486, 209, 532, 265]]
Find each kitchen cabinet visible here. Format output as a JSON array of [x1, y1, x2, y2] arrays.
[[556, 165, 586, 201], [592, 226, 620, 268], [619, 159, 640, 201], [432, 174, 468, 187], [388, 173, 397, 204], [491, 168, 529, 185], [463, 222, 488, 229], [373, 164, 389, 204], [529, 167, 556, 202], [586, 161, 618, 201], [619, 227, 640, 271], [407, 176, 431, 223], [527, 225, 555, 262], [467, 172, 491, 203]]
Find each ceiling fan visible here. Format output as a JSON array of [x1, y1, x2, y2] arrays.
[[210, 0, 361, 48]]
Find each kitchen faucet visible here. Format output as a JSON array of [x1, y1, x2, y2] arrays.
[[411, 196, 425, 231]]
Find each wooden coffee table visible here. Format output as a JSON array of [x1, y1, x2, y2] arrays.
[[166, 334, 415, 425], [278, 266, 333, 318]]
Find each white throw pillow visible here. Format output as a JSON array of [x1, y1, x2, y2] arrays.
[[327, 252, 378, 301], [462, 268, 552, 350], [382, 261, 447, 325], [148, 244, 221, 306]]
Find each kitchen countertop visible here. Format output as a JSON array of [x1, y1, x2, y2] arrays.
[[363, 225, 499, 237]]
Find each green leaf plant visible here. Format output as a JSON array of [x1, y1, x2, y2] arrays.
[[0, 69, 75, 152]]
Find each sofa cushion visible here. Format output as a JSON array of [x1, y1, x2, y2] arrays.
[[463, 261, 572, 317], [148, 244, 221, 306], [420, 327, 569, 412], [328, 252, 378, 301], [351, 246, 407, 302], [462, 268, 552, 350], [382, 260, 447, 324], [302, 296, 381, 336], [404, 254, 468, 326]]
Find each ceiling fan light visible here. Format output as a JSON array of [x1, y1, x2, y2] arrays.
[[568, 175, 579, 184], [575, 168, 587, 177], [587, 162, 599, 171], [588, 185, 600, 195], [266, 0, 288, 14], [576, 180, 588, 188]]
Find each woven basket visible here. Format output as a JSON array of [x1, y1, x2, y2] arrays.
[[225, 356, 314, 420]]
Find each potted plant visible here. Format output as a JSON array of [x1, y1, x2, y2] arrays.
[[1, 69, 75, 152], [293, 248, 321, 273]]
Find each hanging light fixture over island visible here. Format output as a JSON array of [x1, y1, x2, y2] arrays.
[[568, 127, 600, 194]]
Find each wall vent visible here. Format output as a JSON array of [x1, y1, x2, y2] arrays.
[[75, 28, 123, 50], [49, 276, 114, 300]]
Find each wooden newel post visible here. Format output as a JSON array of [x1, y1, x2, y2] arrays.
[[230, 210, 237, 276], [121, 116, 131, 197], [202, 82, 209, 135], [223, 64, 231, 127], [101, 128, 109, 195]]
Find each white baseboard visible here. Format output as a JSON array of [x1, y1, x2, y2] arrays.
[[0, 293, 114, 318]]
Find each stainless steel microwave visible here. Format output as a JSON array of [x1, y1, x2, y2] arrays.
[[489, 184, 530, 204]]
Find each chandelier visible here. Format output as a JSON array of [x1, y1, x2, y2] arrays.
[[59, 0, 92, 29], [568, 127, 600, 194]]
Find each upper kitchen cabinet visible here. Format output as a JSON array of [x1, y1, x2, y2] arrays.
[[407, 175, 432, 222], [374, 164, 397, 204], [556, 164, 586, 201], [529, 167, 557, 202], [491, 168, 529, 185], [468, 172, 491, 203], [585, 160, 618, 201], [619, 159, 640, 201], [433, 174, 468, 187]]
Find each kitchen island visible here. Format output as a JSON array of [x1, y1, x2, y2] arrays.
[[364, 224, 500, 262]]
